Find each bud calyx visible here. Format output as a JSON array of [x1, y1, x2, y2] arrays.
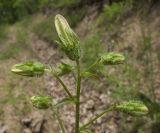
[[11, 61, 45, 77], [55, 14, 80, 60], [30, 96, 51, 109], [115, 100, 149, 116], [99, 52, 125, 65]]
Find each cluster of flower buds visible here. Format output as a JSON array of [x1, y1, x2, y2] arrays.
[[55, 14, 80, 61], [115, 100, 149, 116], [11, 61, 45, 77], [30, 96, 52, 109], [99, 52, 125, 65]]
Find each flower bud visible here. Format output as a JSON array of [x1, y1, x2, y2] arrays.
[[56, 62, 73, 76], [30, 96, 51, 109], [99, 52, 125, 65], [55, 14, 80, 60], [115, 100, 149, 116], [11, 61, 45, 77]]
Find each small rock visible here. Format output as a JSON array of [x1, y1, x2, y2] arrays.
[[23, 128, 32, 133], [21, 118, 32, 127], [30, 112, 45, 133], [0, 122, 8, 133]]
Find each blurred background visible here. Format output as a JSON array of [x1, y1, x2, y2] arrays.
[[0, 0, 160, 133]]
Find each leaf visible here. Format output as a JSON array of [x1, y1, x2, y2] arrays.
[[53, 97, 75, 109], [81, 71, 99, 80], [81, 128, 92, 133]]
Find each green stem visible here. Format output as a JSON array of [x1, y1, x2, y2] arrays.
[[75, 60, 81, 133], [54, 74, 76, 103], [79, 106, 114, 132], [52, 105, 66, 133], [45, 67, 75, 103]]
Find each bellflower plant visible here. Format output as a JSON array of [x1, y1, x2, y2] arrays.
[[11, 14, 148, 133]]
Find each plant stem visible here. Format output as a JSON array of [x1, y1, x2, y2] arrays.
[[52, 106, 66, 133], [45, 67, 75, 103], [75, 60, 81, 133], [79, 106, 114, 132], [54, 74, 76, 103]]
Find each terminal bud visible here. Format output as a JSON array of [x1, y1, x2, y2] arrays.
[[55, 14, 80, 60]]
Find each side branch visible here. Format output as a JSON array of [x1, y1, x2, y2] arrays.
[[79, 106, 115, 131], [54, 74, 76, 103]]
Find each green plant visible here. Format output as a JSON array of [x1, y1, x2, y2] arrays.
[[103, 2, 124, 21], [98, 0, 133, 27], [11, 14, 149, 133]]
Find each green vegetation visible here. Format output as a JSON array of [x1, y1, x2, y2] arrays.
[[98, 0, 132, 26], [0, 0, 40, 23], [0, 0, 82, 24], [103, 2, 125, 21]]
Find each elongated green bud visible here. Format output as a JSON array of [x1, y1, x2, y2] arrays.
[[55, 14, 80, 60], [30, 96, 52, 109], [115, 100, 149, 116], [99, 52, 125, 65], [56, 62, 73, 76], [11, 61, 45, 77]]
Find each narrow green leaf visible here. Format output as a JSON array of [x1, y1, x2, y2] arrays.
[[81, 128, 92, 133], [53, 97, 75, 109], [81, 71, 99, 80]]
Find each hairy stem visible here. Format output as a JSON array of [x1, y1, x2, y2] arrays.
[[79, 106, 114, 131], [75, 60, 81, 133], [54, 74, 75, 103], [45, 68, 75, 103]]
